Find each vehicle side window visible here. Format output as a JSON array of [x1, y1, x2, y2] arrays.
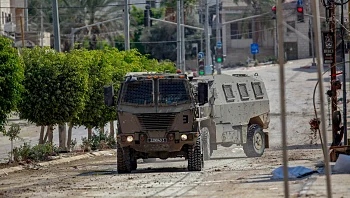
[[251, 82, 264, 99], [222, 84, 235, 102], [237, 83, 249, 100]]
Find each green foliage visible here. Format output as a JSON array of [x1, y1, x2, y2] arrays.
[[12, 142, 59, 162], [3, 123, 21, 142], [0, 37, 24, 132], [19, 47, 89, 126], [80, 129, 116, 151]]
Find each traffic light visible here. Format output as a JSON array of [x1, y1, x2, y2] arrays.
[[198, 59, 205, 76], [271, 6, 276, 20], [297, 2, 304, 23], [216, 47, 223, 63]]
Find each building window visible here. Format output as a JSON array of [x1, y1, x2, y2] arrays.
[[231, 23, 240, 39], [251, 82, 264, 99], [237, 83, 249, 100], [230, 22, 252, 39], [7, 14, 11, 23], [222, 84, 235, 102], [2, 12, 4, 24], [286, 21, 295, 33]]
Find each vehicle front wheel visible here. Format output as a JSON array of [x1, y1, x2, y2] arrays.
[[243, 124, 265, 157], [117, 144, 132, 173], [188, 137, 203, 171], [201, 127, 211, 161]]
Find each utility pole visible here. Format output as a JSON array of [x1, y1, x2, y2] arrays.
[[52, 0, 66, 150], [341, 1, 347, 145], [24, 0, 28, 31], [124, 0, 130, 50], [20, 15, 24, 48], [308, 0, 316, 66], [40, 3, 44, 47], [216, 0, 222, 74], [181, 0, 185, 72], [52, 0, 61, 52], [176, 0, 181, 69], [311, 0, 332, 196], [329, 1, 338, 144], [276, 0, 288, 197], [205, 0, 210, 67]]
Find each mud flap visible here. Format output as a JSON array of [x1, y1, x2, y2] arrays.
[[264, 132, 269, 148]]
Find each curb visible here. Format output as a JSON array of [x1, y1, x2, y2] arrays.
[[0, 149, 116, 176]]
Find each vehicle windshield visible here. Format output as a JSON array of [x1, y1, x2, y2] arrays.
[[158, 79, 190, 105], [121, 80, 153, 105]]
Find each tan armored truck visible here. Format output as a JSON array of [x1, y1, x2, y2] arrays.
[[103, 72, 270, 173]]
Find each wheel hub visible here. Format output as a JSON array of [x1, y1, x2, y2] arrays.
[[254, 133, 263, 150]]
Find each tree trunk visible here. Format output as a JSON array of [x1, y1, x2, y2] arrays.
[[67, 123, 73, 151], [101, 126, 105, 134], [109, 121, 115, 138], [58, 124, 67, 151], [88, 128, 92, 140], [39, 126, 45, 144], [10, 140, 13, 163], [48, 125, 54, 144], [43, 125, 50, 143]]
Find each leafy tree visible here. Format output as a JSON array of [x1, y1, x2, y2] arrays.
[[3, 123, 22, 163], [0, 36, 24, 132], [19, 47, 89, 146]]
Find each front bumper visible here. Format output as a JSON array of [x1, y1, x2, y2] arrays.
[[117, 131, 199, 152]]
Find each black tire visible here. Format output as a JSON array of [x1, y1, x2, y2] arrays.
[[243, 124, 265, 157], [117, 144, 132, 173], [131, 158, 137, 170], [201, 127, 211, 161], [188, 137, 203, 171]]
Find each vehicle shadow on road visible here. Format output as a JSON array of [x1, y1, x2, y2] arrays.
[[209, 156, 247, 160], [77, 170, 117, 176], [132, 167, 188, 174]]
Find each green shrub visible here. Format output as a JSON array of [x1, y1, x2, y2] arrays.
[[11, 142, 58, 162]]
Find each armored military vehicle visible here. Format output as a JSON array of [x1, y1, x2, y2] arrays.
[[104, 71, 270, 173]]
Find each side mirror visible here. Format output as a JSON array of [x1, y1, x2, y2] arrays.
[[197, 83, 208, 106], [104, 85, 114, 107]]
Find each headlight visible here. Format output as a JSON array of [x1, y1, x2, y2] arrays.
[[181, 134, 188, 141], [126, 135, 134, 142]]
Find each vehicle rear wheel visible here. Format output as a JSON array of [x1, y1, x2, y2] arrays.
[[117, 144, 132, 173], [243, 124, 265, 157], [188, 137, 203, 171], [201, 127, 211, 161]]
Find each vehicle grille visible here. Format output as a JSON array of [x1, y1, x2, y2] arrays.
[[137, 113, 176, 131]]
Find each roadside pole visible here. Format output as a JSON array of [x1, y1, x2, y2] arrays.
[[176, 0, 181, 69], [216, 0, 222, 74], [181, 0, 186, 72], [124, 0, 130, 50], [308, 0, 316, 66], [276, 0, 289, 197], [205, 0, 210, 67], [341, 1, 347, 145], [311, 0, 332, 197], [52, 0, 66, 150]]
